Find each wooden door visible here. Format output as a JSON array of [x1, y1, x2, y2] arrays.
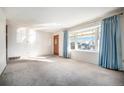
[[54, 35, 59, 55]]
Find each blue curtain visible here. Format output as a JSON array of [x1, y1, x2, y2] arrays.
[[99, 15, 122, 70], [63, 31, 68, 58]]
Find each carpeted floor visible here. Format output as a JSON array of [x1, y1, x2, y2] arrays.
[[0, 56, 124, 86]]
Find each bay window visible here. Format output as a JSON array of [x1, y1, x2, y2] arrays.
[[69, 25, 101, 52]]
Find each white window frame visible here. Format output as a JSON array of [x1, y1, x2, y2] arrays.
[[69, 25, 101, 52]]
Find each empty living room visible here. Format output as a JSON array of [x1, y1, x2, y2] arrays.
[[0, 6, 124, 87]]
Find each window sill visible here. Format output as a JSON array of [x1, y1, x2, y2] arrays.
[[71, 49, 99, 53]]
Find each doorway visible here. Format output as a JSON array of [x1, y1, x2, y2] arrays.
[[53, 35, 59, 55]]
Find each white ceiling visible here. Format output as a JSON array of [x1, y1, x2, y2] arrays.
[[4, 7, 118, 32]]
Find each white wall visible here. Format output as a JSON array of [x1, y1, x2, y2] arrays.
[[8, 24, 52, 57], [69, 21, 100, 64], [0, 9, 6, 75], [120, 13, 124, 70], [120, 14, 124, 62], [69, 10, 124, 70], [52, 31, 64, 57], [71, 50, 98, 64]]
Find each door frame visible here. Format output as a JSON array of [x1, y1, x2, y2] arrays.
[[6, 25, 8, 62], [53, 35, 59, 55]]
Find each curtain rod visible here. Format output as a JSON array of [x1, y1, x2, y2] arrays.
[[67, 12, 124, 30], [102, 12, 123, 20], [108, 12, 123, 17], [118, 12, 123, 15], [98, 12, 123, 21]]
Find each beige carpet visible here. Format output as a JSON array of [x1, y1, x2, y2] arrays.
[[0, 56, 124, 86]]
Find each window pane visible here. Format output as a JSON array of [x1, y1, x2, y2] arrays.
[[77, 29, 96, 50], [16, 27, 26, 43], [77, 34, 96, 50], [69, 25, 100, 51], [70, 42, 75, 49], [70, 36, 75, 50]]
